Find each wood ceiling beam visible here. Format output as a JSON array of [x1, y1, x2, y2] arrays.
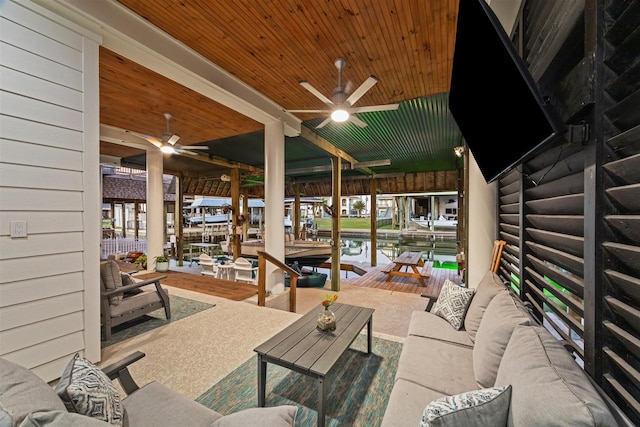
[[172, 151, 261, 173], [300, 126, 373, 174]]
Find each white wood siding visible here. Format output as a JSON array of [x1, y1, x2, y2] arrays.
[[0, 0, 101, 381]]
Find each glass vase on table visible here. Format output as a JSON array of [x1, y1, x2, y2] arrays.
[[317, 294, 338, 332]]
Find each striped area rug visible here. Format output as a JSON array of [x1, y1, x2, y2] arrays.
[[196, 334, 401, 426]]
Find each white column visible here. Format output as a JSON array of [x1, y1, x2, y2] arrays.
[[147, 148, 164, 270], [264, 120, 285, 293]]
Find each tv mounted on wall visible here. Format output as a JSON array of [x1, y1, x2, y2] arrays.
[[449, 0, 565, 183]]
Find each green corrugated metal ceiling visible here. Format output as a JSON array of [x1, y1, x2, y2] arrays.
[[306, 93, 463, 175], [123, 93, 463, 181]]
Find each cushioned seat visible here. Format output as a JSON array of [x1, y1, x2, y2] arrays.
[[100, 260, 171, 340], [0, 352, 298, 427]]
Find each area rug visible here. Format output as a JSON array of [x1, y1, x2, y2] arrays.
[[196, 335, 401, 426], [101, 295, 215, 348]]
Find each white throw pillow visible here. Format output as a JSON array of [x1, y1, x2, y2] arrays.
[[55, 354, 123, 426], [419, 386, 511, 426], [431, 279, 475, 330]]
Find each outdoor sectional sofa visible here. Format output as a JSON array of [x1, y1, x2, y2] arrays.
[[381, 270, 624, 426], [0, 351, 297, 427]]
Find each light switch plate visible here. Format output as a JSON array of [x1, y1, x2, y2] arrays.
[[10, 221, 27, 238]]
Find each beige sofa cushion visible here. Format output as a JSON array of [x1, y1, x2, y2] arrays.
[[495, 325, 617, 426], [380, 379, 445, 427], [123, 382, 222, 426], [473, 291, 532, 388], [407, 311, 473, 348], [0, 357, 67, 426], [464, 270, 506, 342], [395, 335, 477, 396]]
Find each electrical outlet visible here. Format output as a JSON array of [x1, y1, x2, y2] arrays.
[[10, 221, 27, 238]]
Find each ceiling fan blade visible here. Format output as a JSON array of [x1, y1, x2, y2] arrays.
[[177, 145, 209, 150], [349, 103, 400, 113], [299, 81, 334, 105], [316, 117, 333, 128], [167, 134, 180, 145], [125, 130, 163, 148], [286, 109, 332, 113], [346, 75, 378, 106], [347, 115, 368, 128], [176, 149, 199, 155]]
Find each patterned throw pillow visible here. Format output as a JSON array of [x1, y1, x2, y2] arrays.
[[431, 279, 475, 330], [420, 386, 511, 427], [55, 354, 123, 426]]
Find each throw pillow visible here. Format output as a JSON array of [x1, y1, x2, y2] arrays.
[[430, 279, 475, 330], [211, 405, 298, 427], [419, 386, 511, 427], [54, 354, 123, 426], [121, 273, 142, 296], [100, 261, 124, 305]]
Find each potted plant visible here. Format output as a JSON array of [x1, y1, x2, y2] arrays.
[[133, 254, 147, 270], [154, 255, 170, 272]]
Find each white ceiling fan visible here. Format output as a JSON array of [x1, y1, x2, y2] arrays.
[[286, 58, 400, 128], [125, 113, 209, 155]]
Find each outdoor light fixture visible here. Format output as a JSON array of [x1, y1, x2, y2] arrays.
[[454, 146, 464, 158], [331, 109, 349, 122], [220, 174, 231, 182], [160, 144, 176, 154]]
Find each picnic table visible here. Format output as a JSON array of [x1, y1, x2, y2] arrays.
[[382, 251, 430, 286]]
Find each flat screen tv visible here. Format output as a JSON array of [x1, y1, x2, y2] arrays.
[[449, 0, 565, 183]]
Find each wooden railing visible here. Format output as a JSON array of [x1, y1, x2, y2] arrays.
[[256, 251, 301, 312]]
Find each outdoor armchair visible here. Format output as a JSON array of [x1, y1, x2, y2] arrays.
[[100, 260, 170, 340]]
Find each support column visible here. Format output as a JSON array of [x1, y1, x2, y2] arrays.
[[294, 184, 301, 239], [146, 148, 164, 270], [231, 168, 241, 259], [369, 178, 377, 267], [242, 188, 249, 242], [264, 120, 286, 293], [331, 158, 341, 291], [175, 174, 184, 266]]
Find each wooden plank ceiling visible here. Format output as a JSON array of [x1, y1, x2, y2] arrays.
[[100, 0, 462, 197]]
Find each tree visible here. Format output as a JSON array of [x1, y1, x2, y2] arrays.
[[352, 200, 366, 217]]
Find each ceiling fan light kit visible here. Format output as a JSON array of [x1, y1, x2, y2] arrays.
[[287, 57, 399, 128], [331, 109, 349, 122]]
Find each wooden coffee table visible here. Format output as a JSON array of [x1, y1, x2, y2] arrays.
[[254, 303, 374, 427]]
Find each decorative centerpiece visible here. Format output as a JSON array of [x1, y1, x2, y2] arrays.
[[317, 294, 338, 332]]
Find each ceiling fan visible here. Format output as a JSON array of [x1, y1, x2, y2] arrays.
[[125, 113, 209, 155], [286, 58, 400, 128]]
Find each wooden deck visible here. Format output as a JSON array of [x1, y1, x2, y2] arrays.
[[342, 262, 463, 297], [134, 271, 258, 301], [132, 262, 462, 303]]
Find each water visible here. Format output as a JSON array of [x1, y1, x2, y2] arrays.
[[314, 233, 459, 276]]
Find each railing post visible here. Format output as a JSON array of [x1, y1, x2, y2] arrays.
[[289, 276, 297, 313], [257, 250, 300, 313], [257, 253, 266, 307]]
